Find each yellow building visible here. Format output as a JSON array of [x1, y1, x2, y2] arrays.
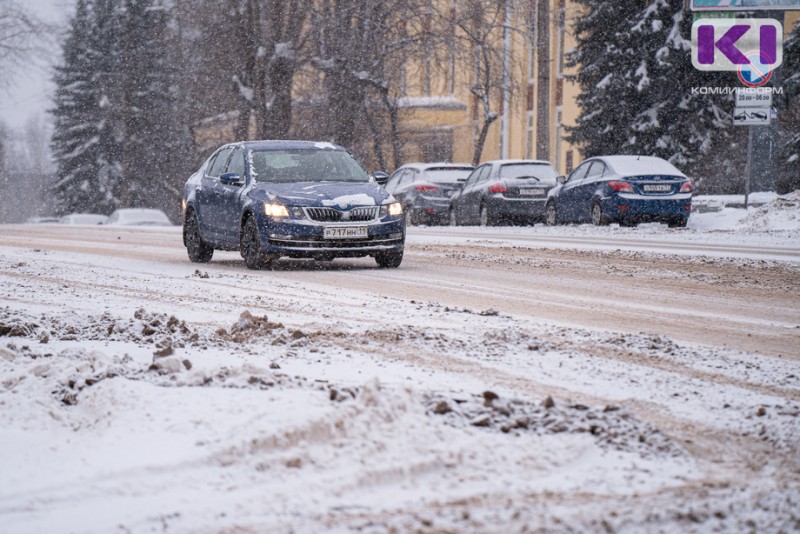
[[194, 3, 799, 177]]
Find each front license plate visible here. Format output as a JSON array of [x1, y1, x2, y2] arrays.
[[643, 184, 672, 193], [519, 188, 546, 196], [323, 226, 369, 239]]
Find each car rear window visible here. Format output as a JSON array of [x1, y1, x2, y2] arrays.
[[424, 168, 473, 184], [499, 163, 557, 181], [249, 149, 370, 183]]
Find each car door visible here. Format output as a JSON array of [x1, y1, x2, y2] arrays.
[[389, 170, 413, 208], [196, 146, 234, 241], [460, 164, 491, 224], [216, 147, 247, 244], [557, 161, 593, 222], [451, 167, 477, 224], [385, 169, 406, 201], [580, 161, 607, 220]]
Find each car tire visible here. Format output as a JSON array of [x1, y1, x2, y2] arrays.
[[375, 250, 403, 268], [480, 205, 493, 227], [545, 202, 558, 226], [240, 217, 274, 270], [405, 207, 416, 227], [449, 207, 458, 227], [668, 217, 688, 228], [184, 211, 213, 263], [591, 201, 609, 226]]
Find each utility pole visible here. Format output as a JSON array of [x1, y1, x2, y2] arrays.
[[535, 0, 550, 161]]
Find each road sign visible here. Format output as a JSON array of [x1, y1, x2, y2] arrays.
[[733, 106, 771, 125], [691, 0, 800, 11], [735, 88, 773, 107]]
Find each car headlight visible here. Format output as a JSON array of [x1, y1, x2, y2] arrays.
[[264, 202, 289, 218], [387, 202, 403, 216]]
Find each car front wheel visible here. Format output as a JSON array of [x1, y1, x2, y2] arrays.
[[184, 211, 213, 263], [479, 205, 494, 227], [375, 250, 403, 268], [449, 207, 458, 226], [241, 217, 275, 270], [545, 202, 558, 226]]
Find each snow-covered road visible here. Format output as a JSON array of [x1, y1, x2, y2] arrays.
[[1, 211, 798, 532]]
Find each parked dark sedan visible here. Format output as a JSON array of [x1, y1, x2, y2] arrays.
[[448, 160, 559, 226], [545, 155, 692, 228], [182, 141, 405, 269], [384, 163, 474, 225]]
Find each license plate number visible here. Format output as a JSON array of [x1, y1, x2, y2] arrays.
[[643, 184, 672, 192], [519, 188, 546, 196], [323, 226, 368, 239]]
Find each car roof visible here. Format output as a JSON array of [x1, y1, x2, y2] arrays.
[[399, 162, 474, 171], [484, 159, 555, 167], [223, 140, 346, 152], [591, 155, 687, 178]]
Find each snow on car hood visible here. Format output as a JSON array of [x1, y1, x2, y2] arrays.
[[253, 182, 390, 208]]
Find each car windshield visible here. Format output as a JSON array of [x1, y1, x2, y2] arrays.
[[499, 163, 557, 181], [249, 149, 370, 184], [424, 168, 473, 184]]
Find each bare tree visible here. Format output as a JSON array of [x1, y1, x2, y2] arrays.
[[0, 0, 52, 92], [447, 0, 524, 166], [309, 0, 437, 169], [227, 0, 312, 140]]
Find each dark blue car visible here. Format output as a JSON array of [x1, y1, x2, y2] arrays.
[[182, 141, 405, 269], [545, 155, 693, 228]]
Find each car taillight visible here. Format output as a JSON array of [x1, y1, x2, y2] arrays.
[[608, 181, 634, 193], [415, 184, 440, 192], [680, 181, 693, 193], [489, 182, 508, 194]]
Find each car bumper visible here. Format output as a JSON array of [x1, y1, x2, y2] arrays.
[[607, 194, 692, 221], [256, 213, 405, 259], [410, 198, 451, 222], [485, 197, 548, 219]]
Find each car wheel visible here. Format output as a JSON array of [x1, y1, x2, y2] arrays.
[[449, 207, 458, 226], [668, 217, 688, 228], [591, 202, 609, 226], [479, 205, 493, 227], [375, 250, 403, 268], [240, 217, 274, 270], [184, 211, 213, 263], [545, 202, 558, 226], [405, 207, 415, 227]]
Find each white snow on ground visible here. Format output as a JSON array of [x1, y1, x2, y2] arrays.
[[1, 192, 799, 532]]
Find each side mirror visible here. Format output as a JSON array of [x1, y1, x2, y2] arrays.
[[220, 172, 244, 186], [557, 175, 566, 185], [373, 171, 389, 185]]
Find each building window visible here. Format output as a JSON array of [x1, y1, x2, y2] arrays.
[[557, 4, 566, 78]]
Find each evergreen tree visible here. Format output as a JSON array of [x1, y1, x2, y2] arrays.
[[51, 0, 189, 217], [778, 20, 800, 194], [51, 0, 108, 214], [566, 0, 733, 177]]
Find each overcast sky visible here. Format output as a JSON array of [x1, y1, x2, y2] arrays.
[[0, 0, 74, 130]]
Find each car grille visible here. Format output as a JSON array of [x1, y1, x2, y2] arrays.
[[304, 206, 379, 222]]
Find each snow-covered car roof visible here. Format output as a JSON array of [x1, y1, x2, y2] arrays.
[[399, 162, 474, 171], [223, 140, 346, 152], [486, 159, 555, 167], [59, 213, 108, 225], [107, 208, 172, 226], [598, 156, 687, 178]]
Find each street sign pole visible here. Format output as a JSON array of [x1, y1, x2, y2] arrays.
[[745, 125, 754, 210]]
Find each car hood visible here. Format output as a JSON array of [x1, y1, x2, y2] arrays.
[[252, 181, 392, 208]]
